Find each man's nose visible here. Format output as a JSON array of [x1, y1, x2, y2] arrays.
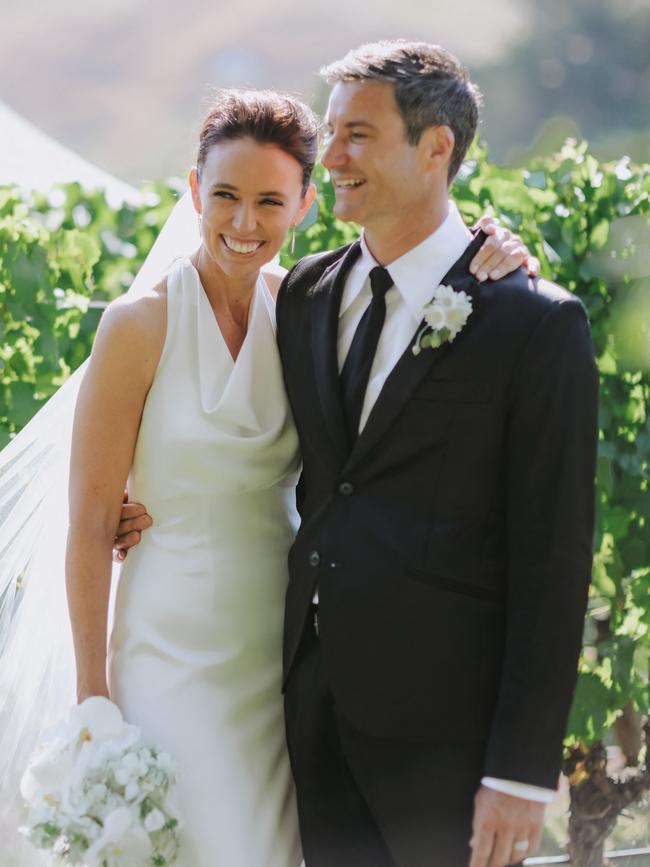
[[321, 135, 348, 171]]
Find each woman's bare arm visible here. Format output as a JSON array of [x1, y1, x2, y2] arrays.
[[66, 286, 166, 702]]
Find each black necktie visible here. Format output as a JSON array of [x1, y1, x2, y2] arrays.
[[340, 266, 394, 442]]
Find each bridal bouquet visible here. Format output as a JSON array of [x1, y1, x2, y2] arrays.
[[19, 697, 180, 867]]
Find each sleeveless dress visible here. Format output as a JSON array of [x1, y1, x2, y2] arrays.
[[107, 257, 302, 867]]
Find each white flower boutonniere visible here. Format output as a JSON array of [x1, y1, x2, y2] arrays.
[[412, 283, 473, 356]]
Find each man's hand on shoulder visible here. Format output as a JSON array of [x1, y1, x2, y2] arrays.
[[469, 786, 545, 867], [113, 491, 153, 561]]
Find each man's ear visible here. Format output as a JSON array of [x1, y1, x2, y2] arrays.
[[419, 125, 455, 178], [189, 166, 202, 215]]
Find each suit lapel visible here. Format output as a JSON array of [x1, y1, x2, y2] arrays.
[[310, 241, 362, 467], [345, 233, 486, 471]]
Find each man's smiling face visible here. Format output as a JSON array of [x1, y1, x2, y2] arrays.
[[321, 80, 429, 233]]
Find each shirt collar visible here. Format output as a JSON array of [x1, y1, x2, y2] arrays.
[[339, 201, 473, 321]]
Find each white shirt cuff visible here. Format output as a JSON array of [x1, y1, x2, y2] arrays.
[[481, 777, 556, 803]]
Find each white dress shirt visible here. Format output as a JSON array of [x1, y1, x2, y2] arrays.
[[337, 202, 472, 433], [321, 202, 555, 804]]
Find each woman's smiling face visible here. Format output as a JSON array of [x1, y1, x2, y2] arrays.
[[190, 136, 315, 278]]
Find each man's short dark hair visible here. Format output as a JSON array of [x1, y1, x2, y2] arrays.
[[321, 40, 482, 183]]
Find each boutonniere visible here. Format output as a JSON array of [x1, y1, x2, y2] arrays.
[[412, 284, 473, 356]]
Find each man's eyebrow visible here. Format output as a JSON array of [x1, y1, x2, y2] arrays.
[[324, 119, 378, 131]]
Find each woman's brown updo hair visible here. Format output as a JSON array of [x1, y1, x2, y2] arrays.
[[197, 89, 320, 195]]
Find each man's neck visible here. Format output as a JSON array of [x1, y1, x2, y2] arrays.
[[362, 198, 450, 266]]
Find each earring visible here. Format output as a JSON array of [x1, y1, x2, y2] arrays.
[[290, 224, 296, 256], [197, 214, 203, 237]]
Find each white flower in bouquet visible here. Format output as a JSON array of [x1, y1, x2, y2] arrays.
[[413, 284, 473, 355], [19, 736, 77, 806], [144, 808, 166, 834], [21, 698, 141, 806], [114, 751, 150, 802], [154, 752, 176, 777], [20, 696, 180, 866], [84, 807, 152, 867]]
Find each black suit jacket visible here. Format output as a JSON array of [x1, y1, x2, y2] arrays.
[[276, 232, 599, 789]]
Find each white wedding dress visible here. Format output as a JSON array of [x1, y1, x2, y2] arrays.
[[107, 257, 302, 866]]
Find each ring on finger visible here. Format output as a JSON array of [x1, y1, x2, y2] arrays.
[[513, 839, 530, 853]]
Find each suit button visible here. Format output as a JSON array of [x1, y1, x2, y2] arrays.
[[308, 550, 321, 567], [339, 481, 354, 497]]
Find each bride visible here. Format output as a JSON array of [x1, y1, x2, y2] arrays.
[[0, 88, 533, 866]]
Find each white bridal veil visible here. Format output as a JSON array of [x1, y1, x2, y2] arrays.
[[0, 191, 201, 864]]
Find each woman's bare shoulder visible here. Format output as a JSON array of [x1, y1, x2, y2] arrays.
[[100, 277, 166, 335], [91, 277, 168, 378]]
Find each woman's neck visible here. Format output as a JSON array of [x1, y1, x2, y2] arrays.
[[192, 247, 258, 331]]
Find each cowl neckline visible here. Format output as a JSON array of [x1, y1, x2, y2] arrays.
[[180, 258, 279, 432]]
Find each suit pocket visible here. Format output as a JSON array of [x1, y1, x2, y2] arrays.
[[406, 567, 505, 603], [414, 379, 491, 403], [321, 570, 504, 743]]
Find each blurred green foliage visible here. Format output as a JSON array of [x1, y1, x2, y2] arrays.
[[460, 142, 650, 749], [0, 182, 177, 444], [1, 141, 649, 754]]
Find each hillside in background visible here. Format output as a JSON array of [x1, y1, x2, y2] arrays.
[[0, 0, 524, 182], [1, 0, 648, 183]]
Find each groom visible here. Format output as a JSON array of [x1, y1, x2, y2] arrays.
[[275, 41, 598, 867]]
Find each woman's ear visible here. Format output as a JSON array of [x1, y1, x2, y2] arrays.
[[295, 182, 317, 225], [189, 166, 202, 215]]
